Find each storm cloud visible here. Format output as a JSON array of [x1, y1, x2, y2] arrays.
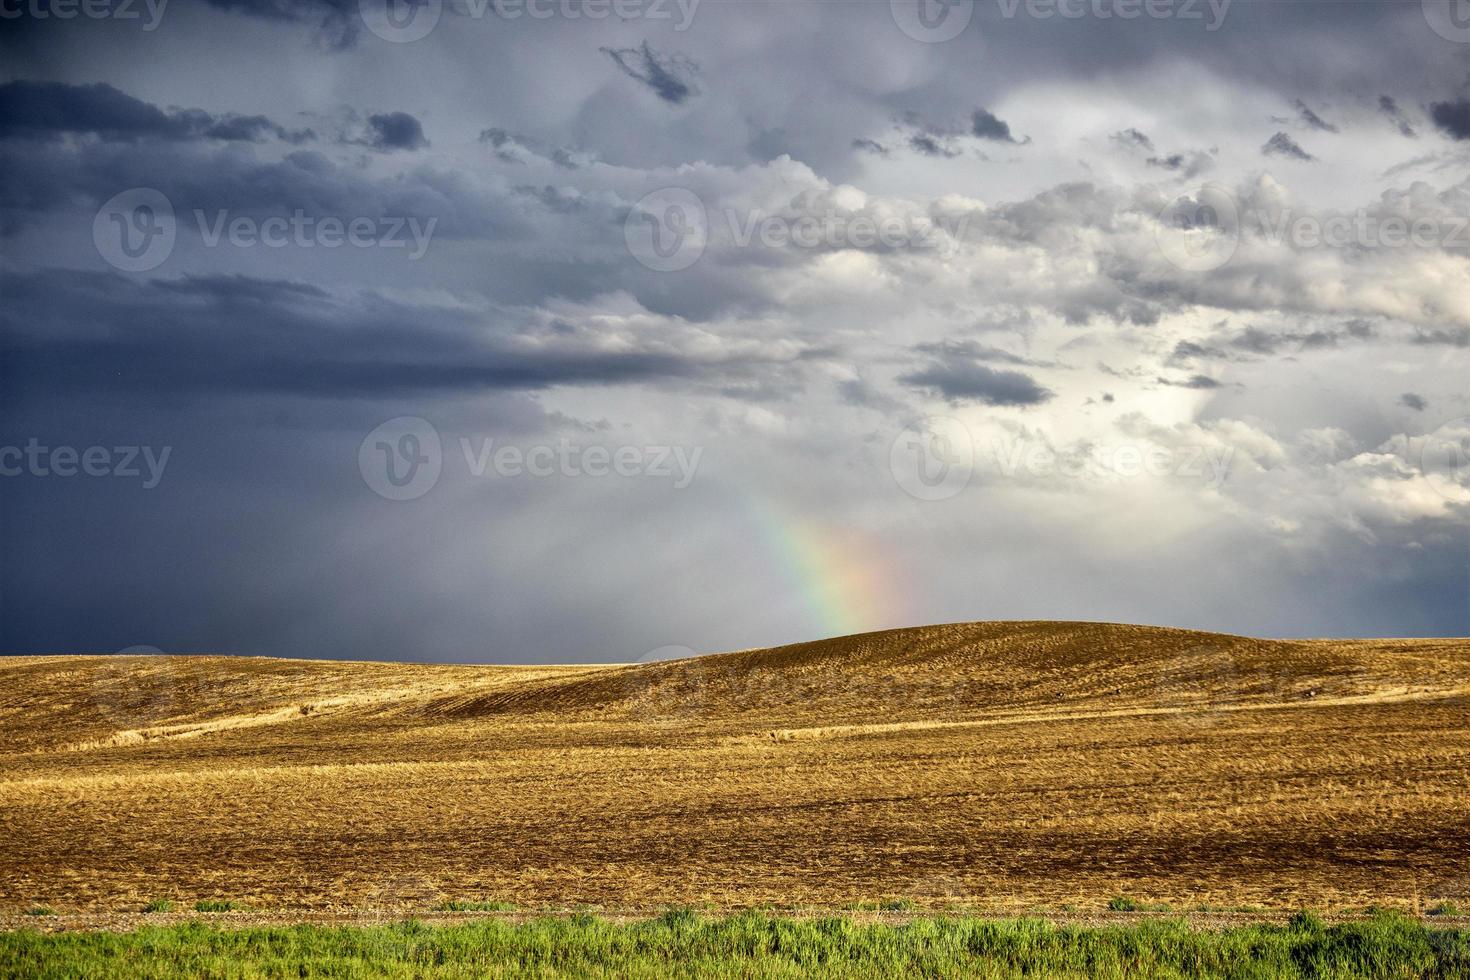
[[0, 0, 1464, 660]]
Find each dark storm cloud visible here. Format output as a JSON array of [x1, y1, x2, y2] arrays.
[[0, 269, 802, 401], [1379, 96, 1416, 138], [913, 339, 1055, 369], [1232, 326, 1337, 354], [1430, 100, 1470, 140], [363, 112, 428, 151], [1399, 392, 1428, 411], [1262, 132, 1314, 161], [900, 348, 1053, 406], [1146, 152, 1214, 177], [1171, 326, 1354, 365], [601, 42, 699, 105], [1157, 374, 1224, 389], [971, 108, 1027, 144], [1292, 99, 1339, 133], [202, 0, 359, 49], [0, 81, 310, 143], [1411, 327, 1470, 347], [1169, 339, 1228, 364], [0, 137, 527, 241], [851, 138, 890, 157], [1111, 128, 1155, 152], [908, 133, 959, 158]]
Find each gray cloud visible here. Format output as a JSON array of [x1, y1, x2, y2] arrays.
[[909, 133, 960, 158], [1262, 131, 1314, 161], [1111, 128, 1155, 152], [900, 356, 1054, 407], [363, 111, 428, 152], [601, 42, 699, 105], [202, 0, 359, 49], [1431, 99, 1470, 141], [1379, 95, 1416, 138], [972, 108, 1027, 144], [1292, 99, 1339, 133], [0, 0, 1466, 659], [0, 269, 810, 402], [0, 80, 311, 143]]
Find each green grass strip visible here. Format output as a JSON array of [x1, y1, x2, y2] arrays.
[[3, 908, 1468, 979]]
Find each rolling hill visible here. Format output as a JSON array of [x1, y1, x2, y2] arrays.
[[2, 621, 1468, 918]]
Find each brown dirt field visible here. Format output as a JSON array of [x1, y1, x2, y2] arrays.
[[2, 621, 1468, 922]]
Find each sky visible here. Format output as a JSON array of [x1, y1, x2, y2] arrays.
[[0, 0, 1468, 662]]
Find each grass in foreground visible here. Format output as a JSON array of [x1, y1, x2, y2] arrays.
[[4, 909, 1470, 979], [436, 899, 517, 912], [192, 900, 243, 913]]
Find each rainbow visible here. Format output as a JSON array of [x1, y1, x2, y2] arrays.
[[744, 499, 910, 639]]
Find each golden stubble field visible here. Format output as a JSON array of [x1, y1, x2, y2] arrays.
[[2, 621, 1468, 920]]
